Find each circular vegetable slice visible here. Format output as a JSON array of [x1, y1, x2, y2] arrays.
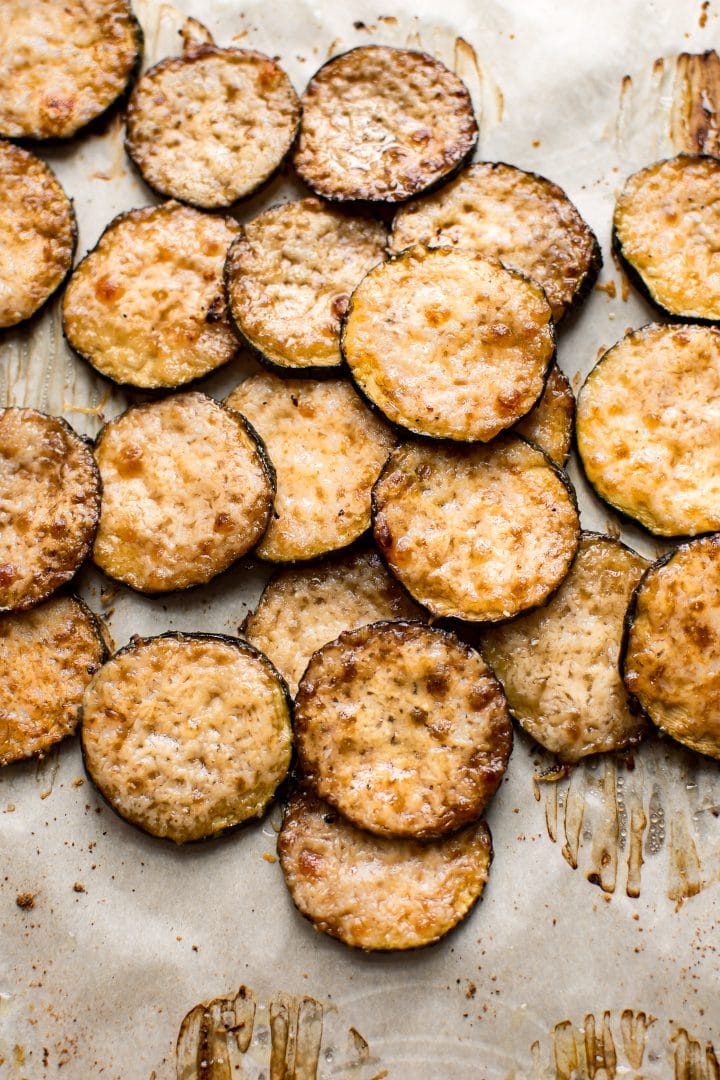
[[513, 363, 575, 466], [342, 247, 554, 442], [295, 621, 513, 839], [481, 533, 649, 762], [0, 596, 106, 767], [125, 20, 300, 209], [293, 46, 477, 203], [0, 0, 141, 140], [622, 535, 720, 760], [62, 202, 239, 391], [372, 436, 580, 622], [243, 548, 426, 696], [577, 323, 720, 536], [92, 392, 274, 593], [0, 140, 76, 329], [82, 633, 292, 843], [225, 198, 386, 374], [391, 162, 601, 321], [613, 155, 720, 321], [226, 375, 394, 563], [0, 409, 101, 613], [278, 788, 493, 951]]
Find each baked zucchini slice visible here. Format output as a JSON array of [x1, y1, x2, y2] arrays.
[[577, 323, 720, 536], [92, 392, 274, 593], [372, 436, 580, 622], [481, 533, 649, 762], [293, 46, 477, 203], [0, 0, 141, 140], [224, 198, 386, 375], [125, 20, 300, 209], [613, 155, 720, 321], [226, 375, 394, 563], [294, 621, 512, 839], [278, 788, 493, 951], [62, 202, 239, 391], [513, 363, 575, 466], [81, 633, 292, 843], [0, 140, 76, 329], [243, 548, 426, 696], [391, 162, 601, 322], [0, 595, 106, 767], [342, 246, 555, 442], [0, 409, 100, 613], [622, 534, 720, 760]]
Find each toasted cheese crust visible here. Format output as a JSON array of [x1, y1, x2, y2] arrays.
[[0, 409, 100, 613], [278, 789, 493, 951], [0, 596, 105, 766], [92, 393, 274, 592], [372, 437, 580, 622], [293, 46, 477, 203], [226, 375, 394, 563], [63, 202, 239, 390], [482, 534, 649, 762], [0, 140, 76, 329], [577, 323, 720, 536], [343, 247, 554, 442], [82, 634, 292, 843], [514, 364, 575, 465], [614, 155, 720, 320], [391, 162, 601, 321], [0, 0, 140, 140], [295, 621, 512, 839], [243, 548, 425, 696], [225, 199, 386, 373], [623, 535, 720, 760]]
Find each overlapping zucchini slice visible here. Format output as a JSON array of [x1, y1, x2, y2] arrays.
[[125, 20, 300, 209], [391, 162, 601, 321], [81, 634, 292, 843], [226, 375, 394, 563], [513, 363, 575, 466], [372, 436, 580, 622], [294, 621, 512, 839], [0, 140, 76, 329], [278, 788, 493, 951], [63, 202, 239, 390], [92, 393, 274, 593], [293, 46, 477, 203], [224, 198, 386, 374], [577, 323, 720, 536], [613, 154, 720, 321]]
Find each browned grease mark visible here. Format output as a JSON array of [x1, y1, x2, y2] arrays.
[[176, 986, 258, 1079], [626, 795, 646, 898], [671, 50, 720, 156], [587, 760, 619, 893], [700, 1, 710, 30], [584, 1010, 617, 1078], [621, 1009, 655, 1069], [561, 773, 585, 870], [668, 812, 703, 906], [674, 1028, 720, 1080], [454, 36, 503, 126], [552, 1020, 579, 1079]]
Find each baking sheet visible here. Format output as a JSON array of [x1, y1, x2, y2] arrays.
[[1, 0, 719, 1076]]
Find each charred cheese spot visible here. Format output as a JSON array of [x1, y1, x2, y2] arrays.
[[513, 364, 575, 465]]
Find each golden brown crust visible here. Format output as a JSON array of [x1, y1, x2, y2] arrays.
[[63, 202, 239, 390], [513, 363, 575, 466], [278, 788, 493, 951], [294, 621, 512, 839], [293, 46, 477, 203]]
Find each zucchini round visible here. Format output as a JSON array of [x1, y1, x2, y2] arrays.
[[243, 547, 426, 696], [224, 198, 386, 375], [63, 202, 239, 391], [513, 363, 575, 466], [0, 140, 76, 329], [0, 595, 106, 767], [226, 375, 394, 563], [613, 154, 720, 321], [482, 533, 649, 762], [372, 436, 580, 622], [391, 162, 601, 322], [294, 620, 513, 839], [92, 392, 274, 593], [342, 246, 555, 442], [81, 633, 292, 843], [622, 534, 720, 760], [293, 46, 477, 203], [0, 409, 101, 613], [577, 323, 720, 536], [278, 788, 493, 951]]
